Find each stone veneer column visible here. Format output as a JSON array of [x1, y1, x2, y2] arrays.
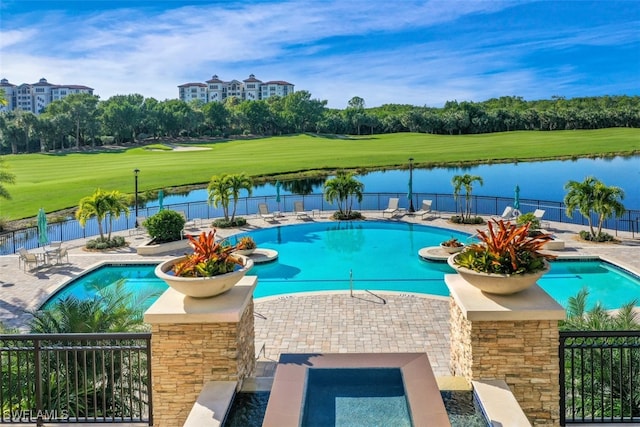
[[446, 274, 565, 426], [144, 276, 257, 427]]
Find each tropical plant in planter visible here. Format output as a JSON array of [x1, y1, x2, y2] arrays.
[[440, 237, 464, 254], [234, 236, 257, 255], [448, 220, 557, 295], [155, 229, 254, 298]]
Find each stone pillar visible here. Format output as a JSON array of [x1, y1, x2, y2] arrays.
[[446, 274, 565, 426], [144, 276, 257, 427]]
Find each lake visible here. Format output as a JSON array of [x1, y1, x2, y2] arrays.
[[149, 155, 640, 209]]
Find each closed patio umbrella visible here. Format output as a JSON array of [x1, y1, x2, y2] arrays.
[[275, 181, 282, 211], [158, 189, 164, 212], [513, 185, 521, 215], [37, 208, 49, 246]]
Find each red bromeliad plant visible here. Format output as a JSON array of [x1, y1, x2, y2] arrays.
[[172, 230, 245, 277], [454, 220, 557, 274]]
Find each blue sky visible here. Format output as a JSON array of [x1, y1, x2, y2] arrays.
[[1, 0, 638, 108]]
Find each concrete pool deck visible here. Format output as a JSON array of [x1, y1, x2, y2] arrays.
[[2, 212, 640, 377]]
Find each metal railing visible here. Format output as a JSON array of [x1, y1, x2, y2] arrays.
[[2, 192, 639, 255], [559, 331, 640, 425], [0, 333, 152, 426]]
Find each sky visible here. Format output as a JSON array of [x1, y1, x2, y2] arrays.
[[1, 0, 639, 108]]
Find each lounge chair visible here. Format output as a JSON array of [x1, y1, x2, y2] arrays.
[[382, 198, 400, 217], [533, 209, 550, 228], [413, 200, 434, 219], [492, 206, 515, 221], [258, 203, 276, 221], [18, 247, 40, 271], [294, 201, 311, 220]]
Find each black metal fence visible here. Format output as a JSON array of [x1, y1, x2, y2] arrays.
[[2, 192, 639, 255], [0, 333, 152, 426], [559, 331, 640, 424]]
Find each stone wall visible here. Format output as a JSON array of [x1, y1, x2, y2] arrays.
[[449, 298, 560, 426], [144, 277, 257, 427]]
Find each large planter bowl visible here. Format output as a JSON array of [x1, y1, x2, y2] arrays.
[[447, 254, 549, 295], [155, 255, 254, 298], [440, 243, 464, 254]]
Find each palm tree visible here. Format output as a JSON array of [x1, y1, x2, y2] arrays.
[[226, 173, 253, 223], [76, 189, 129, 241], [564, 176, 625, 239], [452, 174, 484, 222], [323, 172, 364, 217], [207, 174, 233, 220], [105, 190, 131, 240]]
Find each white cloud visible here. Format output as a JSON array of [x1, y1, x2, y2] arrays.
[[1, 0, 637, 106]]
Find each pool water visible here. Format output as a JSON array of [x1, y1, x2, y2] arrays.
[[42, 221, 640, 310], [222, 390, 488, 427], [301, 368, 411, 427]]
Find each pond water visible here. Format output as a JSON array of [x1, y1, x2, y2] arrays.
[[147, 155, 640, 209]]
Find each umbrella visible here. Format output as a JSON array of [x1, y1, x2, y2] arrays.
[[158, 189, 164, 212], [37, 208, 49, 246], [513, 184, 521, 214], [275, 181, 282, 210]]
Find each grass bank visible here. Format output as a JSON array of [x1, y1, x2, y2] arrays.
[[2, 128, 639, 220]]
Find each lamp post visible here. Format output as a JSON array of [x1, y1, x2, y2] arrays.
[[408, 157, 415, 213], [134, 168, 140, 226]]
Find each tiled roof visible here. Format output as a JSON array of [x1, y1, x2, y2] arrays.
[[264, 81, 293, 85], [178, 83, 207, 88]]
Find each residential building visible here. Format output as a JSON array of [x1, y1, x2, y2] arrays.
[[0, 77, 94, 114], [178, 74, 294, 103]]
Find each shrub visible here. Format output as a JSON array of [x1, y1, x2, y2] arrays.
[[450, 215, 484, 225], [578, 230, 615, 242], [331, 211, 364, 220], [212, 217, 247, 228], [144, 210, 185, 243], [85, 236, 127, 250], [516, 212, 541, 230]]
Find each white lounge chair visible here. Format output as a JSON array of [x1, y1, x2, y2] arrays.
[[294, 201, 311, 220], [492, 206, 515, 221], [382, 198, 400, 217], [258, 203, 276, 221], [413, 200, 434, 219], [533, 209, 550, 228]]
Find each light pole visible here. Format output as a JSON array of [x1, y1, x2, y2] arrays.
[[134, 169, 140, 226], [408, 157, 415, 213]]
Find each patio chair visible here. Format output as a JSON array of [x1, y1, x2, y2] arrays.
[[382, 198, 400, 217], [18, 247, 40, 271], [258, 203, 276, 221], [413, 200, 434, 220], [55, 247, 69, 264], [492, 206, 515, 221], [294, 201, 311, 220]]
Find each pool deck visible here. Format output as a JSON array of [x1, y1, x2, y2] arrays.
[[2, 211, 640, 377]]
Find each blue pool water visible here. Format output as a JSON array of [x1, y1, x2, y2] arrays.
[[301, 368, 411, 427], [42, 221, 640, 310]]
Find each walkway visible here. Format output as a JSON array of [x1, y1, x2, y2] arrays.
[[3, 212, 640, 377]]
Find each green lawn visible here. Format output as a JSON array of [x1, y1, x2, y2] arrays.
[[2, 128, 639, 220]]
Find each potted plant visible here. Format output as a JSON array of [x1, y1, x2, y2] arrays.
[[440, 237, 464, 254], [234, 236, 257, 255], [447, 220, 556, 295], [155, 229, 254, 298]]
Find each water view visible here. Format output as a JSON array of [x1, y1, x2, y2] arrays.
[[147, 155, 640, 209]]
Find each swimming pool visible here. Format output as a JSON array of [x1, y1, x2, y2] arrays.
[[42, 221, 640, 310]]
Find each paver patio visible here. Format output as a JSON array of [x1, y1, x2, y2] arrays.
[[2, 212, 640, 378]]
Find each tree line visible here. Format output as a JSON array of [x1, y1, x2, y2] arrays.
[[1, 91, 639, 154]]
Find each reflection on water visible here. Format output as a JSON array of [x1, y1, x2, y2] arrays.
[[147, 156, 640, 209]]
